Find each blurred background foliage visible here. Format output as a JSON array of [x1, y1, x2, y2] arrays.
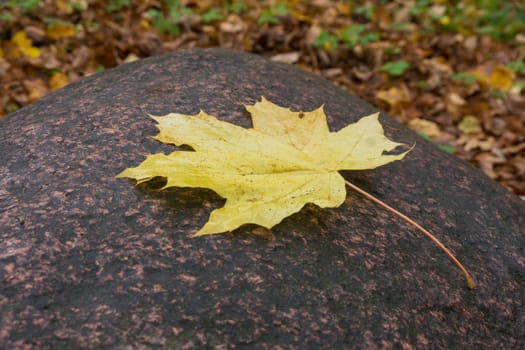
[[1, 0, 524, 196]]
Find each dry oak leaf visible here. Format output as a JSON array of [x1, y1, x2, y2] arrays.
[[117, 98, 409, 236]]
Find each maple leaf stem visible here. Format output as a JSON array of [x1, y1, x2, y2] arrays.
[[344, 179, 475, 289]]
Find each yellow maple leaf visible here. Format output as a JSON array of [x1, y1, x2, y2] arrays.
[[117, 98, 477, 288], [11, 31, 41, 59], [118, 98, 409, 236]]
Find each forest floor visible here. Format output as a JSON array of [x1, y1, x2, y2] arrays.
[[1, 1, 524, 197]]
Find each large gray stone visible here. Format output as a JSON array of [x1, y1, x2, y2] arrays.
[[1, 49, 524, 349]]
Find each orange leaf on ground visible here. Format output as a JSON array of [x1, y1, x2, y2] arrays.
[[46, 23, 75, 40]]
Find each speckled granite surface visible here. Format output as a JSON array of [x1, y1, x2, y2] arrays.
[[0, 49, 524, 349]]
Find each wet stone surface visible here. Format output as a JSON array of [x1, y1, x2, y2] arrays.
[[0, 49, 524, 349]]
